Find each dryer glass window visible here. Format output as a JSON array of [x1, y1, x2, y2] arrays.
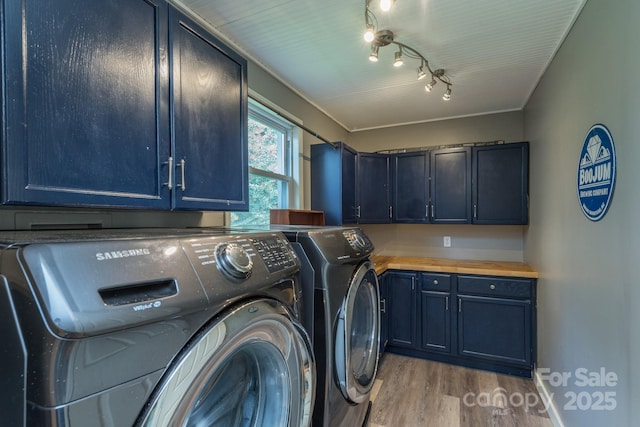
[[186, 341, 290, 426], [350, 271, 379, 387]]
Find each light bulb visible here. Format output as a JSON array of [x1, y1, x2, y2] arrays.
[[364, 25, 375, 42], [417, 67, 426, 80], [380, 0, 392, 12]]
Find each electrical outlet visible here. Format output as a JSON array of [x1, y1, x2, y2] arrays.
[[443, 236, 451, 247]]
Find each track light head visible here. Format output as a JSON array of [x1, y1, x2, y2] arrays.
[[369, 45, 379, 62], [425, 78, 436, 92], [364, 24, 375, 42], [443, 86, 452, 101], [417, 66, 427, 80], [394, 50, 403, 67]]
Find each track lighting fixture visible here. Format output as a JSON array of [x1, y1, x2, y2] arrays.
[[363, 0, 453, 101]]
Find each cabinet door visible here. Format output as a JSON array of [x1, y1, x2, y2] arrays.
[[421, 291, 451, 353], [170, 8, 248, 210], [357, 153, 391, 223], [472, 142, 529, 224], [387, 272, 417, 348], [341, 145, 358, 224], [2, 0, 170, 208], [458, 295, 532, 366], [430, 147, 472, 223], [393, 152, 429, 223]]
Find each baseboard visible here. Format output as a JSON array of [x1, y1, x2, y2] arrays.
[[534, 368, 565, 427]]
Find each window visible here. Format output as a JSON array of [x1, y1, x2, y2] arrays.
[[231, 99, 298, 226]]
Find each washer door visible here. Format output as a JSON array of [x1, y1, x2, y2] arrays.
[[137, 299, 315, 427], [335, 261, 380, 403]]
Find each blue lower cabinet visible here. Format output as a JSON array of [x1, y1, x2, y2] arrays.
[[386, 272, 418, 348], [457, 295, 531, 366], [385, 271, 536, 377]]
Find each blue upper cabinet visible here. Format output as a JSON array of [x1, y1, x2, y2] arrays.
[[357, 153, 391, 223], [472, 142, 529, 224], [1, 0, 248, 211], [311, 142, 358, 225], [430, 147, 472, 224], [392, 152, 430, 223], [170, 8, 248, 210]]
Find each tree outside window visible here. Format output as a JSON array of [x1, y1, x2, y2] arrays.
[[231, 101, 294, 226]]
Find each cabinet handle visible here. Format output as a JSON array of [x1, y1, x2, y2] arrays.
[[431, 204, 435, 218], [445, 296, 449, 311], [164, 156, 174, 189], [458, 298, 462, 313], [473, 204, 478, 219], [389, 206, 393, 218], [178, 159, 186, 191], [433, 279, 439, 285], [425, 204, 429, 219], [356, 205, 361, 218], [380, 298, 386, 313], [411, 276, 415, 291], [489, 284, 496, 290]]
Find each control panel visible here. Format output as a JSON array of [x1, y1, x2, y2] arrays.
[[252, 235, 298, 273], [182, 232, 299, 283], [343, 228, 374, 253]]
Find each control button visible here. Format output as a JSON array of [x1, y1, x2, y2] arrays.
[[215, 243, 253, 279]]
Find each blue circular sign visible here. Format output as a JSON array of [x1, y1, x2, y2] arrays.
[[577, 124, 616, 221]]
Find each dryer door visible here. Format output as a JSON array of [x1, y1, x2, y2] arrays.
[[137, 298, 315, 427], [335, 261, 381, 403]]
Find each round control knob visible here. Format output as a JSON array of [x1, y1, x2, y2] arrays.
[[215, 243, 253, 280]]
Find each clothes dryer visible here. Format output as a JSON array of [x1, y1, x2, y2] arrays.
[[0, 228, 315, 427], [280, 226, 380, 427]]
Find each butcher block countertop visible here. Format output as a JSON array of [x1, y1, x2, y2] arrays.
[[371, 256, 539, 279]]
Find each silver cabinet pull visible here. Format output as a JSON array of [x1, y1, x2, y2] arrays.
[[431, 204, 435, 218], [411, 276, 415, 291], [433, 279, 439, 285], [446, 296, 449, 311], [380, 299, 386, 313], [389, 206, 393, 218], [489, 284, 496, 290], [356, 205, 361, 218], [474, 204, 478, 219], [178, 159, 186, 191], [164, 156, 174, 189], [426, 204, 429, 218]]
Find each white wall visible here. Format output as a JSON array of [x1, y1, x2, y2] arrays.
[[524, 0, 638, 424]]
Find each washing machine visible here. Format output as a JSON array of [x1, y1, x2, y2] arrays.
[[0, 228, 315, 427], [279, 226, 380, 427]]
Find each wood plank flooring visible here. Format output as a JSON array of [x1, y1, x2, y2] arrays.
[[368, 353, 553, 427]]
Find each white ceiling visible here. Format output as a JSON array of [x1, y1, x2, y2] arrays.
[[178, 0, 586, 131]]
